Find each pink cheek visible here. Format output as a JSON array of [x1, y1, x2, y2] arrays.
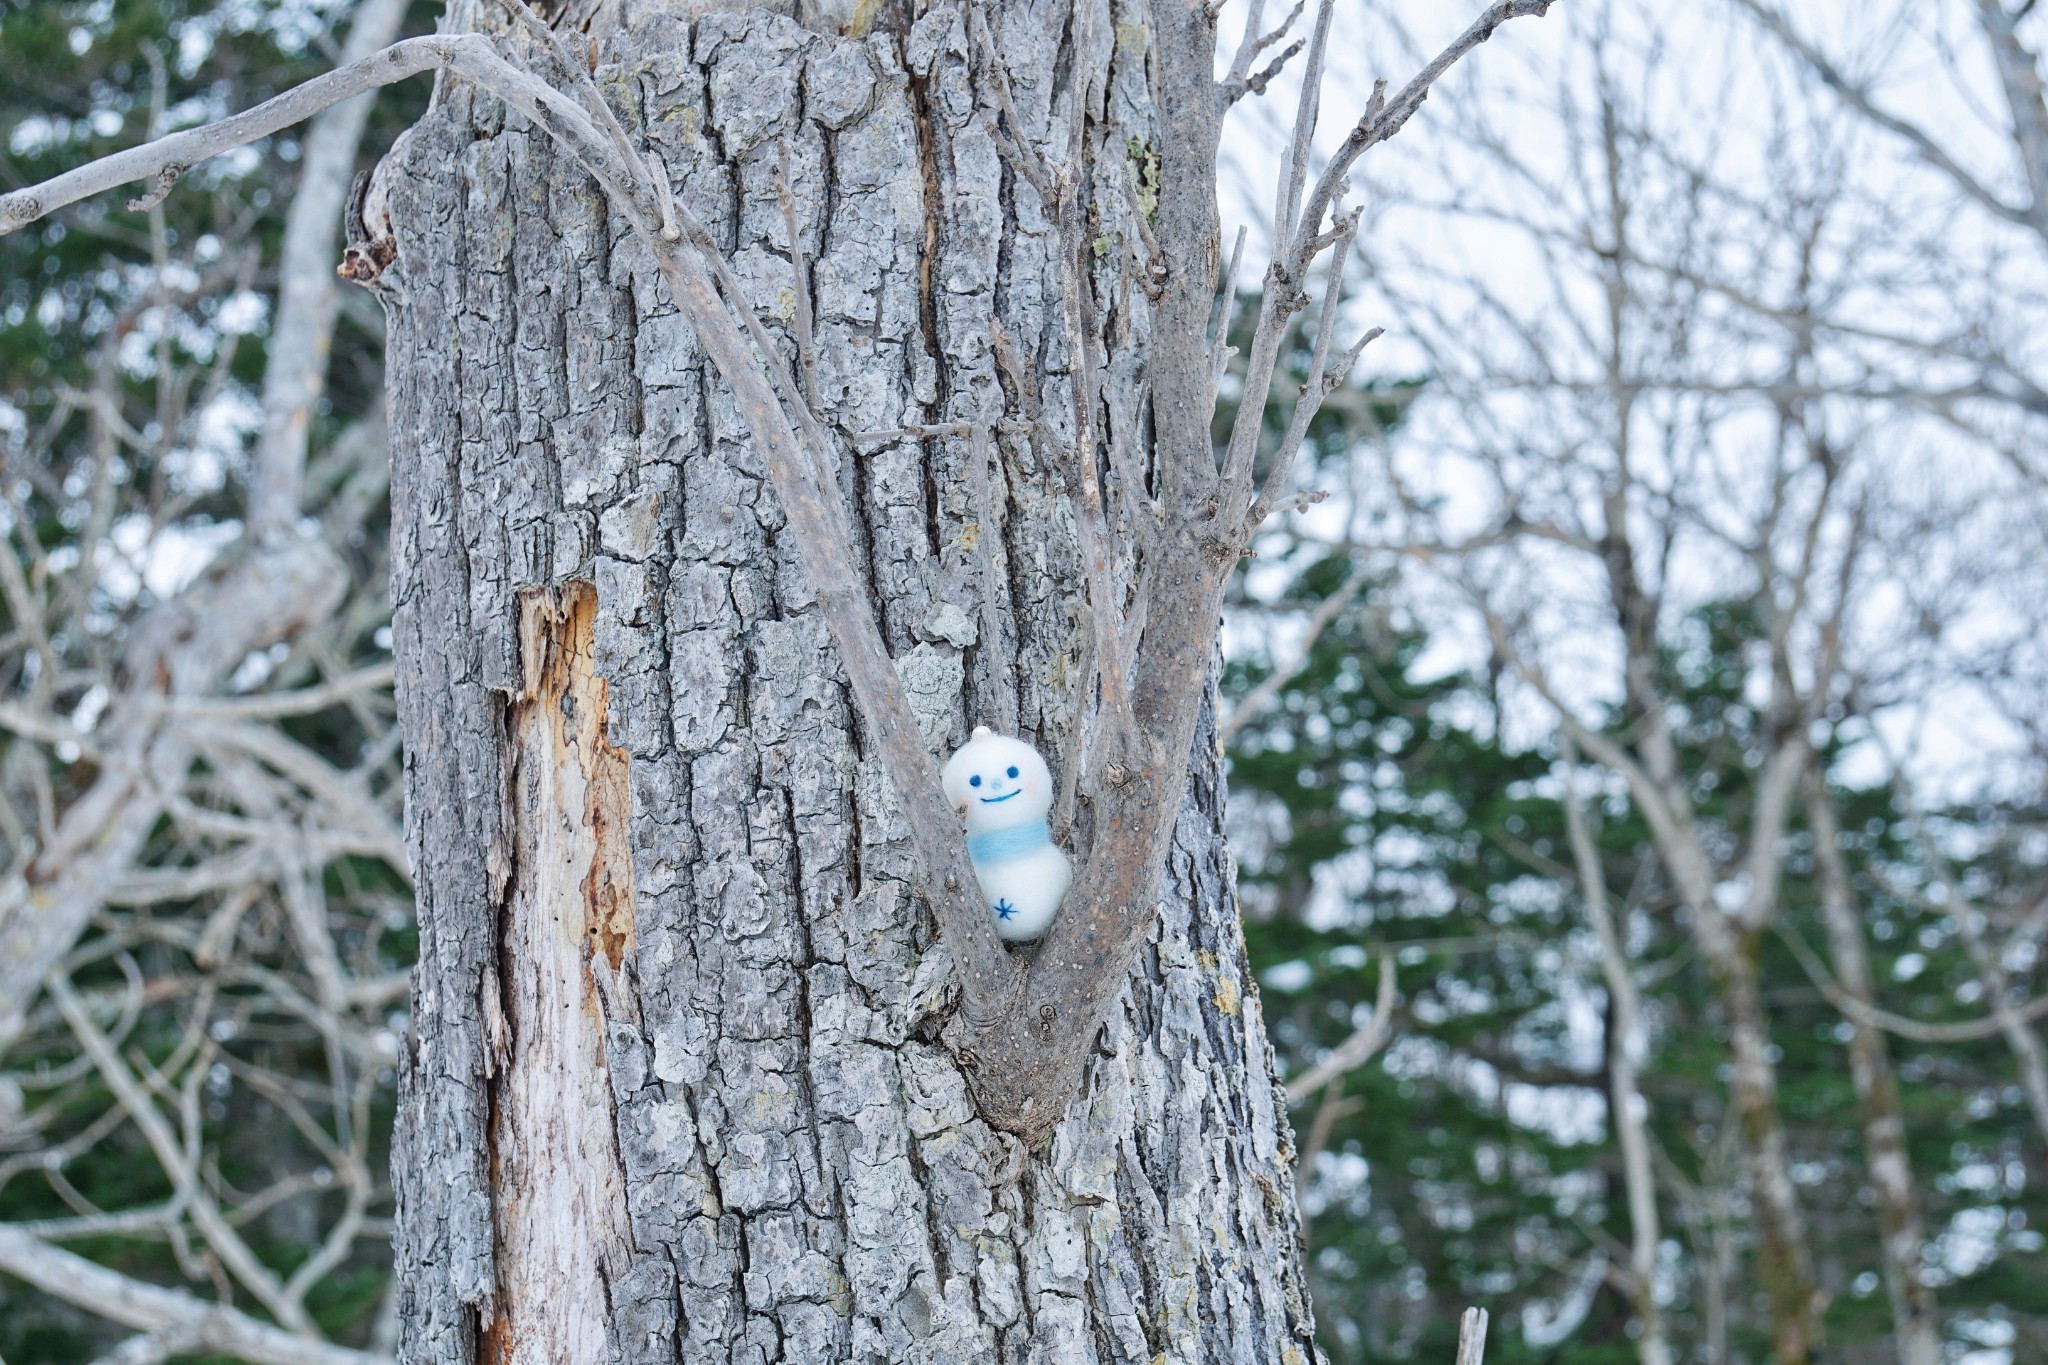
[[1025, 778, 1040, 796]]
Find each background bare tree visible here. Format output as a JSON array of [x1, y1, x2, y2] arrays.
[[0, 0, 417, 1356], [1219, 1, 2047, 1362]]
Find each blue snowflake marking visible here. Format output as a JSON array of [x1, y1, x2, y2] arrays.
[[994, 899, 1017, 921]]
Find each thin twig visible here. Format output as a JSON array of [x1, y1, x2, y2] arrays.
[[1287, 953, 1397, 1103], [1272, 0, 1337, 248], [167, 663, 395, 719], [1252, 223, 1359, 517], [1212, 224, 1248, 402], [1220, 557, 1371, 744], [48, 976, 316, 1336], [968, 4, 1055, 205]]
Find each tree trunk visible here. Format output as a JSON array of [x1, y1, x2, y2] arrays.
[[378, 5, 1317, 1362], [1803, 774, 1939, 1365]]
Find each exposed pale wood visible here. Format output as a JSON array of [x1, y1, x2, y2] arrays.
[[477, 584, 638, 1363], [2, 0, 1570, 1353]]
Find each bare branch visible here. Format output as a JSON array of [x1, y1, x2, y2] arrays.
[[1287, 953, 1397, 1102], [1251, 219, 1359, 517], [1211, 224, 1249, 400], [0, 1223, 389, 1365], [1229, 39, 1307, 108], [772, 138, 820, 410], [2, 39, 454, 235], [1220, 556, 1370, 743], [967, 423, 1020, 736], [1272, 0, 1337, 250], [967, 4, 1055, 206], [1222, 0, 1306, 104], [249, 0, 411, 544], [1732, 0, 2042, 234], [167, 664, 395, 720], [1773, 919, 2048, 1044], [1297, 1, 1554, 254], [48, 976, 316, 1337]]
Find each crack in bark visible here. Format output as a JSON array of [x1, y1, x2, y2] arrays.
[[482, 583, 638, 1365]]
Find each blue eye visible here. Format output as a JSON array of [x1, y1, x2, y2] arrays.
[[969, 775, 982, 787], [1006, 766, 1019, 778]]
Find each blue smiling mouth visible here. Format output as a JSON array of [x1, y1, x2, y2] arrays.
[[978, 790, 1020, 804]]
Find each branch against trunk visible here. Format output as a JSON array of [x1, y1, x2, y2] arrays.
[[979, 0, 1555, 1142], [0, 38, 454, 236], [0, 1223, 391, 1365], [0, 12, 1015, 997]]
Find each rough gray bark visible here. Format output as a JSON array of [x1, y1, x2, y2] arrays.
[[380, 5, 1317, 1361]]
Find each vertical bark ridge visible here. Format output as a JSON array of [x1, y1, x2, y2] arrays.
[[384, 6, 1317, 1362]]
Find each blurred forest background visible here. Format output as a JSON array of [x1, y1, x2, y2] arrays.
[[1, 1, 2045, 1364]]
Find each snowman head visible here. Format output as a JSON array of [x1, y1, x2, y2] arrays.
[[942, 727, 1054, 832]]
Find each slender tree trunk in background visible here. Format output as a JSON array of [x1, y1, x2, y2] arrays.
[[1802, 773, 1939, 1365], [1625, 792, 1820, 1362], [1579, 542, 1822, 1362], [1560, 745, 1671, 1365], [1704, 923, 1819, 1365], [379, 5, 1315, 1362]]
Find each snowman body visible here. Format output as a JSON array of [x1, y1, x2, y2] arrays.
[[941, 727, 1072, 943]]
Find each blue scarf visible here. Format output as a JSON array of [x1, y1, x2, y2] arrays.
[[967, 819, 1052, 864]]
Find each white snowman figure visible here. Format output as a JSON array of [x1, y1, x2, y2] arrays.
[[940, 727, 1072, 943]]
